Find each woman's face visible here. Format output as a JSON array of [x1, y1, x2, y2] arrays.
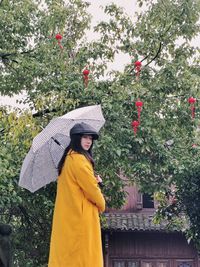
[[81, 135, 93, 151]]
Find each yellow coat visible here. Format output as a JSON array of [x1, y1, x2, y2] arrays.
[[48, 150, 105, 267]]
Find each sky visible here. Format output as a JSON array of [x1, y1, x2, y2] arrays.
[[0, 0, 199, 108], [87, 0, 137, 24]]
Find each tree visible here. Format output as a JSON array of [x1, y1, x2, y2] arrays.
[[1, 0, 200, 265], [0, 0, 127, 265], [94, 0, 200, 247]]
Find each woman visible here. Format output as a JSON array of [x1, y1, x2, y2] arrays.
[[48, 122, 105, 267]]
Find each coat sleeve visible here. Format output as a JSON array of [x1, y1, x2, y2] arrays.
[[71, 154, 105, 212]]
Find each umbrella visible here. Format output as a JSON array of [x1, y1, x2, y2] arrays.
[[18, 105, 105, 193]]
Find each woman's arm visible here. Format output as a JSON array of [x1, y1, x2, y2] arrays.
[[71, 154, 105, 212]]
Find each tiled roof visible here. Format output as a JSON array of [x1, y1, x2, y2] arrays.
[[103, 213, 178, 232]]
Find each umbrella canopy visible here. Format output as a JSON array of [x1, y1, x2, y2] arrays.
[[19, 105, 105, 193]]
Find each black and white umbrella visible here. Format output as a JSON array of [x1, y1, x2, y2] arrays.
[[19, 105, 105, 193]]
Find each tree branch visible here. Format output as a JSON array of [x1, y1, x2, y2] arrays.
[[0, 49, 35, 64], [141, 53, 151, 62], [32, 108, 58, 118], [17, 205, 32, 228], [145, 42, 162, 67]]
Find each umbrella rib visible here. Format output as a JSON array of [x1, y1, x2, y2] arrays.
[[30, 149, 37, 191], [48, 142, 60, 175], [51, 137, 65, 149], [49, 138, 65, 169]]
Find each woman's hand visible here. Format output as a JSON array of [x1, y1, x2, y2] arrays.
[[95, 174, 102, 183]]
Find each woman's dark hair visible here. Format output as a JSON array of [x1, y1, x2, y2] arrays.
[[58, 134, 95, 175]]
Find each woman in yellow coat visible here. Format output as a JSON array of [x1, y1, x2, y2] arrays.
[[48, 122, 105, 267]]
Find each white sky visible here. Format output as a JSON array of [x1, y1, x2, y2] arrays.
[[0, 0, 199, 108], [85, 0, 138, 73], [87, 0, 137, 23]]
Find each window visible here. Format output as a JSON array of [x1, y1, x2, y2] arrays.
[[128, 262, 139, 267], [113, 261, 125, 267], [142, 262, 153, 267], [142, 260, 169, 267], [136, 192, 155, 209], [142, 193, 154, 208], [113, 260, 139, 267], [113, 259, 194, 267], [157, 262, 168, 267], [179, 264, 192, 267], [136, 192, 143, 209], [176, 261, 193, 267]]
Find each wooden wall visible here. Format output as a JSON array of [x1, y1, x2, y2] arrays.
[[103, 231, 199, 267], [106, 185, 139, 213]]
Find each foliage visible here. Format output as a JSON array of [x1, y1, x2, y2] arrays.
[[0, 108, 55, 265], [1, 0, 200, 265], [154, 158, 200, 249]]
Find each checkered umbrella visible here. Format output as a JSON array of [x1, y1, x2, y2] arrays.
[[18, 105, 105, 193]]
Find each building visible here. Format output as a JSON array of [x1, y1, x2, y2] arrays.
[[102, 185, 199, 267]]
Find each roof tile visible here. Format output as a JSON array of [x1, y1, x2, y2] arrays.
[[103, 213, 178, 232]]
